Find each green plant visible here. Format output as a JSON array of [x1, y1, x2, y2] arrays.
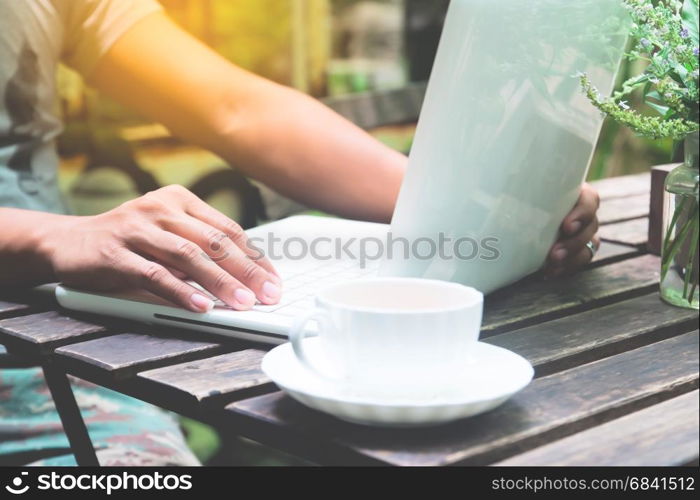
[[580, 0, 699, 140], [581, 0, 699, 307]]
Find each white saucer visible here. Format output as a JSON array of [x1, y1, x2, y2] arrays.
[[261, 338, 534, 427]]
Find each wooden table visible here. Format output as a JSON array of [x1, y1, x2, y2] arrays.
[[1, 173, 698, 467]]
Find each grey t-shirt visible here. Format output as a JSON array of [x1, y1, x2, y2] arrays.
[[0, 0, 162, 214]]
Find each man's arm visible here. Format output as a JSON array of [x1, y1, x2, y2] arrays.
[[0, 187, 284, 311], [0, 209, 58, 286], [90, 12, 407, 224]]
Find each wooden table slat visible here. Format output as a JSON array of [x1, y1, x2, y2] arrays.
[[483, 254, 659, 334], [591, 241, 641, 265], [53, 333, 230, 381], [0, 300, 33, 320], [495, 390, 699, 466], [599, 218, 649, 247], [597, 194, 649, 225], [590, 173, 650, 201], [486, 292, 697, 376], [136, 350, 273, 408], [0, 311, 107, 355], [228, 332, 698, 466]]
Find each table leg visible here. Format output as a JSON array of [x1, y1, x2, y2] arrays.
[[42, 362, 100, 466]]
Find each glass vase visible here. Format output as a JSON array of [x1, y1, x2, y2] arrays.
[[660, 131, 700, 310]]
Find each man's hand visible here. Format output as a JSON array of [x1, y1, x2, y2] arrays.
[[40, 185, 281, 312], [544, 183, 601, 277]]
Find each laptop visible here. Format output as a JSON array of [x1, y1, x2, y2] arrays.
[[56, 0, 628, 344]]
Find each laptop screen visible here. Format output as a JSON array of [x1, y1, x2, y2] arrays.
[[384, 0, 629, 293]]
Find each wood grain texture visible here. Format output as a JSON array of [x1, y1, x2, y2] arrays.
[[597, 194, 649, 225], [0, 300, 31, 320], [486, 293, 698, 376], [648, 165, 675, 256], [496, 391, 699, 466], [483, 254, 659, 334], [227, 332, 698, 466], [599, 218, 650, 247], [54, 333, 229, 381], [0, 311, 107, 355], [591, 241, 641, 265], [590, 173, 650, 201], [137, 350, 273, 408]]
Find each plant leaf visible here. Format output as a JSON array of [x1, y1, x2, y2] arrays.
[[645, 90, 672, 117], [682, 216, 699, 302], [614, 73, 649, 99], [682, 0, 700, 46], [672, 62, 689, 81], [663, 197, 690, 266], [662, 213, 696, 282], [647, 100, 672, 116]]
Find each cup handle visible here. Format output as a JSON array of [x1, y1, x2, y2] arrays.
[[289, 308, 333, 379]]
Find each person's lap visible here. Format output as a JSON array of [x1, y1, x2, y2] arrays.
[[0, 368, 199, 466]]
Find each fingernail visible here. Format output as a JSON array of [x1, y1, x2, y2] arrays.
[[568, 221, 582, 235], [553, 248, 568, 261], [191, 293, 214, 312], [262, 281, 282, 303], [234, 289, 257, 309]]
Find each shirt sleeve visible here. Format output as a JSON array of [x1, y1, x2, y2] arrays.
[[60, 0, 163, 78]]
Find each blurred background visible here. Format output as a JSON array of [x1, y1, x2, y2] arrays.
[[53, 0, 675, 465]]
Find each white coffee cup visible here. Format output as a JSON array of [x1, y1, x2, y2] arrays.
[[288, 278, 484, 400]]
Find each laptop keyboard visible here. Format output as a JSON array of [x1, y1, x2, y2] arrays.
[[209, 260, 380, 316]]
